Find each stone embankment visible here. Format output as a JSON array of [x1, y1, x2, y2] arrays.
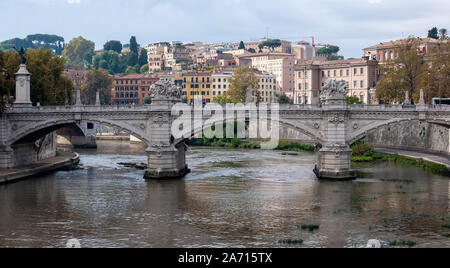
[[0, 152, 80, 184]]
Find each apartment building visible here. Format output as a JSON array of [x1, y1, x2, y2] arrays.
[[238, 52, 295, 94], [112, 74, 159, 105], [146, 42, 192, 71], [211, 71, 278, 103], [363, 37, 444, 64], [181, 72, 213, 104], [294, 59, 378, 105]]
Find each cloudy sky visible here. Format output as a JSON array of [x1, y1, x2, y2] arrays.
[[1, 0, 449, 57]]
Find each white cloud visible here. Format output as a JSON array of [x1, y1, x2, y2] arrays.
[[368, 0, 382, 4], [67, 0, 81, 4]]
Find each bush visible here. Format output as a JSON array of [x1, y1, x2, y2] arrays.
[[351, 143, 373, 156]]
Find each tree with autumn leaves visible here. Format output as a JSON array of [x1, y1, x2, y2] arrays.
[[0, 48, 74, 112], [227, 67, 260, 103], [420, 41, 449, 103], [375, 37, 449, 104]]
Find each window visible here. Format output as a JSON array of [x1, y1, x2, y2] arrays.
[[354, 68, 357, 75], [360, 68, 364, 75], [360, 81, 364, 88], [340, 70, 343, 77], [346, 69, 349, 76], [334, 70, 337, 77], [353, 81, 357, 88]]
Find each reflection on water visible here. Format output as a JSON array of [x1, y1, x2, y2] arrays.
[[0, 140, 449, 248]]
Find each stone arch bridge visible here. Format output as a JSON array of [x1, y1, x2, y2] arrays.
[[1, 65, 449, 180]]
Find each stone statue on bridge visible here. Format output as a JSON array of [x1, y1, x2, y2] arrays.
[[150, 79, 182, 100], [320, 79, 348, 104]]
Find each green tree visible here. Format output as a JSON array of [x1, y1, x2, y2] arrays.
[[346, 96, 363, 104], [25, 48, 74, 105], [277, 93, 293, 104], [376, 37, 427, 103], [143, 96, 152, 104], [104, 40, 123, 54], [258, 39, 282, 52], [428, 27, 439, 39], [439, 28, 448, 40], [81, 69, 113, 105], [227, 67, 259, 103], [140, 64, 149, 74], [62, 36, 95, 69], [1, 34, 65, 55], [0, 50, 20, 109], [138, 48, 148, 67], [128, 36, 139, 67], [93, 50, 122, 74], [316, 45, 340, 55], [238, 41, 245, 50], [212, 93, 234, 104]]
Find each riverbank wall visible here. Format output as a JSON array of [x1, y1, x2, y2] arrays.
[[0, 152, 80, 184]]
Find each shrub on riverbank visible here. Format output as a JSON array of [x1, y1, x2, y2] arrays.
[[350, 141, 450, 177], [186, 138, 315, 152]]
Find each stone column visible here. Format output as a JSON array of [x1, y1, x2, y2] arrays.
[[144, 81, 189, 180], [75, 89, 82, 106], [95, 91, 100, 106], [14, 64, 32, 107]]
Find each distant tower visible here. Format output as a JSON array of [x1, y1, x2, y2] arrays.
[[292, 41, 314, 61]]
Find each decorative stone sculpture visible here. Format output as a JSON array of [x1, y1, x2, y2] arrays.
[[320, 79, 348, 105], [150, 79, 182, 100]]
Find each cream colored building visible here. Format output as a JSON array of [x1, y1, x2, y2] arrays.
[[294, 59, 379, 105], [238, 53, 295, 94], [211, 71, 278, 103]]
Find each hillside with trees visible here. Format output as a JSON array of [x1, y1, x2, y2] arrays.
[[0, 34, 65, 55]]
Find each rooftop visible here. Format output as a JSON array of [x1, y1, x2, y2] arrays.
[[363, 37, 445, 51]]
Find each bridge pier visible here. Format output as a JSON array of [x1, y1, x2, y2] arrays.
[[314, 143, 355, 180], [0, 146, 13, 169], [144, 90, 190, 180]]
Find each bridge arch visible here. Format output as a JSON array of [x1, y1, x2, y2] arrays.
[[172, 118, 324, 146], [348, 118, 450, 145], [9, 119, 150, 146]]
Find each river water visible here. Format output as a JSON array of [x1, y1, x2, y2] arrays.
[[0, 140, 449, 248]]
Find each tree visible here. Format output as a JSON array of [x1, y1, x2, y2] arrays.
[[130, 36, 139, 55], [258, 39, 282, 52], [0, 50, 20, 108], [25, 48, 74, 105], [277, 93, 293, 104], [62, 36, 95, 69], [376, 37, 427, 103], [81, 69, 113, 105], [420, 41, 450, 103], [140, 64, 149, 74], [125, 66, 138, 74], [346, 96, 363, 104], [227, 67, 259, 103], [104, 40, 123, 54], [0, 34, 65, 55], [439, 28, 448, 40], [428, 27, 439, 39], [93, 50, 122, 74], [238, 41, 245, 50], [212, 93, 234, 104], [143, 96, 152, 104], [248, 48, 256, 53], [128, 36, 139, 67], [138, 48, 148, 67], [316, 45, 340, 55]]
